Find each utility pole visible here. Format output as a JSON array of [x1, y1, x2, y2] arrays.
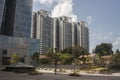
[[54, 48, 57, 75]]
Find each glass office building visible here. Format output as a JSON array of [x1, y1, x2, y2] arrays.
[[0, 0, 5, 31], [0, 0, 33, 38], [0, 35, 39, 65]]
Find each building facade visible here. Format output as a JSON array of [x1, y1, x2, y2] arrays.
[[80, 21, 89, 52], [72, 22, 77, 47], [31, 12, 37, 39], [73, 21, 89, 52], [53, 17, 89, 52], [32, 9, 89, 53], [53, 18, 59, 50], [0, 0, 40, 66], [0, 35, 39, 65], [0, 0, 5, 31], [0, 0, 33, 38], [31, 10, 53, 54], [53, 16, 72, 51]]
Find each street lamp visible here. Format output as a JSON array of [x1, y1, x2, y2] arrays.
[[73, 51, 76, 74], [72, 46, 76, 74], [53, 48, 57, 75]]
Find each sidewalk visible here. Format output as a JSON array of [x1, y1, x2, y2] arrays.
[[36, 68, 120, 77]]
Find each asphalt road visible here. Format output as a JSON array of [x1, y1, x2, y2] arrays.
[[0, 71, 120, 80]]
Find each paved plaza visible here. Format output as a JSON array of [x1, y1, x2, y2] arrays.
[[0, 71, 120, 80]]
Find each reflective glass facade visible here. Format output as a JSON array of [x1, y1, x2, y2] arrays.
[[0, 0, 5, 31], [0, 0, 33, 38], [0, 35, 39, 65], [13, 0, 33, 38]]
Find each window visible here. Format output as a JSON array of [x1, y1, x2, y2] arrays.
[[3, 50, 7, 55]]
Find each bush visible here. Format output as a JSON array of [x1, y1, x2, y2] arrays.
[[69, 72, 81, 76], [110, 65, 120, 70], [57, 68, 66, 72], [28, 71, 42, 75], [89, 68, 110, 74]]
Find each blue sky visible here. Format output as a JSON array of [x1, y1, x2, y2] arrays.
[[33, 0, 120, 52]]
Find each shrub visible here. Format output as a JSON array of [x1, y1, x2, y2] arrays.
[[69, 72, 81, 76], [28, 71, 42, 75]]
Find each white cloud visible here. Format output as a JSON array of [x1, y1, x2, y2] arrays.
[[33, 0, 57, 5], [90, 32, 120, 52], [33, 0, 77, 22], [86, 16, 93, 25], [113, 37, 120, 46], [90, 32, 113, 52], [112, 37, 120, 49], [52, 0, 77, 22], [91, 32, 113, 41]]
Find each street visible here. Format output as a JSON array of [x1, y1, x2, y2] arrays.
[[0, 71, 120, 80]]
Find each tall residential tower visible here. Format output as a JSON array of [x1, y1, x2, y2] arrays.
[[53, 16, 72, 50], [77, 21, 89, 52], [31, 10, 53, 54], [32, 9, 89, 53]]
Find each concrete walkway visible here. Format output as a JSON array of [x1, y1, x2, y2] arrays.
[[0, 71, 120, 80], [36, 68, 120, 77]]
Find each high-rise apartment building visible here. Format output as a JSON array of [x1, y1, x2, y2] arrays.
[[32, 10, 89, 53], [72, 22, 77, 47], [79, 21, 89, 52], [53, 18, 59, 50], [31, 12, 37, 38], [73, 21, 89, 52], [31, 10, 53, 54], [53, 18, 89, 52], [54, 16, 72, 50], [0, 0, 33, 38]]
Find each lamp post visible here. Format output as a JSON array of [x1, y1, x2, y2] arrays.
[[71, 46, 75, 74], [53, 48, 57, 75]]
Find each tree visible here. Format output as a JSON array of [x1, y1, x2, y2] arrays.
[[115, 49, 120, 54], [31, 52, 40, 64], [92, 54, 105, 67], [71, 45, 88, 74], [31, 52, 40, 60], [60, 53, 73, 64], [61, 46, 73, 54], [46, 48, 54, 63], [95, 43, 113, 56], [111, 52, 120, 66], [61, 45, 88, 64], [72, 45, 88, 58], [10, 54, 19, 64]]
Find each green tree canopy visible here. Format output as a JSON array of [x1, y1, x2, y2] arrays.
[[10, 54, 19, 64], [111, 52, 120, 66], [95, 43, 113, 56], [31, 52, 40, 61], [72, 45, 88, 58], [115, 49, 120, 54], [60, 53, 73, 64], [61, 46, 73, 54], [46, 48, 60, 64], [46, 48, 54, 60], [61, 45, 88, 58]]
